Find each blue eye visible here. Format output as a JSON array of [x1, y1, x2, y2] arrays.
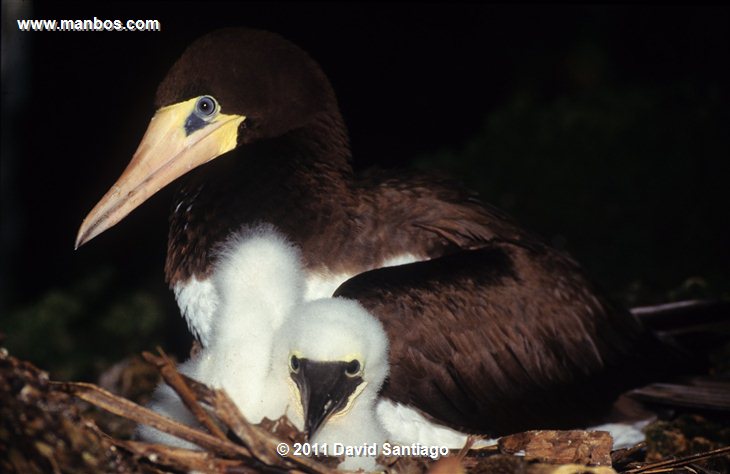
[[195, 96, 217, 117], [184, 95, 219, 135]]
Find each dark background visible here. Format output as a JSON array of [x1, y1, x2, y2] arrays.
[[2, 2, 729, 380]]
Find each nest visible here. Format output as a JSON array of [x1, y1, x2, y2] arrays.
[[1, 347, 728, 474]]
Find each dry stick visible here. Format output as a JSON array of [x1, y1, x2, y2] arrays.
[[146, 355, 218, 407], [115, 438, 256, 474], [116, 439, 221, 472], [157, 359, 323, 472], [436, 436, 478, 472], [611, 442, 648, 468], [143, 348, 228, 441], [61, 356, 331, 472], [622, 445, 730, 474], [179, 372, 218, 406], [458, 436, 476, 458], [463, 435, 498, 455], [210, 389, 281, 466], [55, 381, 251, 459], [212, 389, 338, 474]]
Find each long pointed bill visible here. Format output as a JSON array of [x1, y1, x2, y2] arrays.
[[75, 98, 245, 248], [291, 359, 365, 440]]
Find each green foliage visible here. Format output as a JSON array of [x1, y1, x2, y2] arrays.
[[1, 268, 166, 381], [415, 83, 729, 304]]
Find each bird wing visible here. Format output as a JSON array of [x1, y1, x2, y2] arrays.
[[333, 239, 677, 436], [358, 170, 540, 247]]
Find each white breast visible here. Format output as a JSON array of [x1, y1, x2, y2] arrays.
[[587, 419, 653, 450], [377, 399, 652, 450], [173, 277, 219, 347], [303, 253, 423, 301], [174, 253, 424, 346], [376, 399, 497, 449]]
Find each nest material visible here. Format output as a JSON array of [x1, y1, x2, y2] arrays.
[[1, 347, 728, 474]]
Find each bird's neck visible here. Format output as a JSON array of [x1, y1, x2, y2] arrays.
[[165, 110, 355, 285], [284, 110, 353, 179]]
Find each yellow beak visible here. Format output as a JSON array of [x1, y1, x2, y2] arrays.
[[75, 98, 245, 248]]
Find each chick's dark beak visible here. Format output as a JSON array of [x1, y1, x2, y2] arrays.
[[291, 359, 363, 439]]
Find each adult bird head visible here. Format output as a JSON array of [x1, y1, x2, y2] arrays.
[[76, 28, 339, 248], [282, 298, 389, 440]]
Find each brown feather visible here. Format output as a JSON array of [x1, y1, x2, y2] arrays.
[[334, 241, 690, 436]]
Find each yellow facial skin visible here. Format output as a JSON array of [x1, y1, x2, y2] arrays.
[[330, 380, 368, 420], [336, 354, 367, 419], [76, 97, 245, 248]]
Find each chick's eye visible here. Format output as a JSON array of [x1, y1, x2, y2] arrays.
[[290, 355, 300, 372], [195, 95, 217, 117], [345, 360, 360, 376]]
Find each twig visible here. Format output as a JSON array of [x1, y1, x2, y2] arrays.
[[55, 359, 338, 473], [622, 445, 730, 474], [463, 435, 499, 455], [212, 389, 338, 474], [143, 348, 228, 441], [113, 438, 244, 473], [55, 381, 251, 459], [611, 442, 647, 469]]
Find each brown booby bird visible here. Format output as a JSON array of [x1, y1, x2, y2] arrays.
[[76, 28, 692, 438]]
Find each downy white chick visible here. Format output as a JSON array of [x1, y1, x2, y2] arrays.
[[276, 297, 390, 472], [139, 226, 391, 472], [138, 224, 305, 446]]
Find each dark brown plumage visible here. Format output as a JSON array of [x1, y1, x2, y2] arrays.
[[77, 27, 694, 437], [335, 241, 687, 436]]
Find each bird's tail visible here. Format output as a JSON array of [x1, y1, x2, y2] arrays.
[[628, 299, 730, 413], [631, 299, 730, 353]]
